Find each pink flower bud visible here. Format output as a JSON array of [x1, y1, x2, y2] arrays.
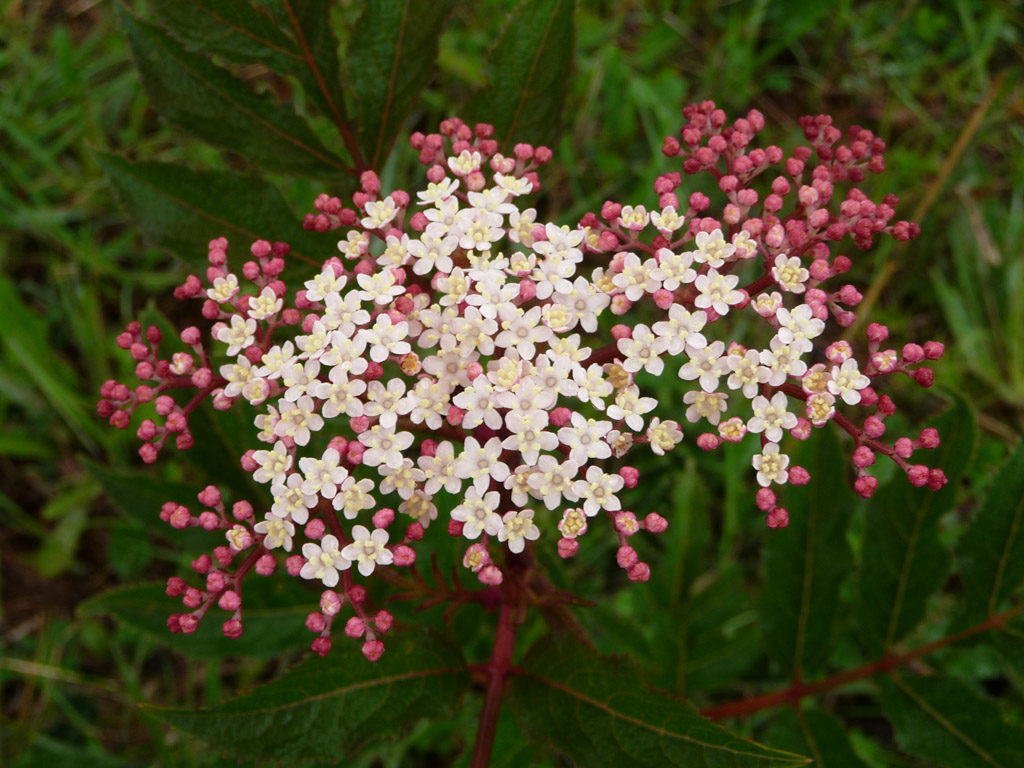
[[895, 438, 914, 459], [642, 512, 668, 533], [321, 590, 343, 616], [375, 610, 394, 633], [696, 433, 720, 451], [907, 465, 930, 487], [255, 554, 276, 575], [311, 637, 332, 656], [345, 616, 365, 638], [790, 466, 811, 485], [362, 639, 385, 662], [372, 508, 395, 529], [923, 341, 945, 360], [853, 446, 876, 468], [393, 545, 416, 566], [179, 614, 200, 634], [218, 590, 241, 611], [199, 511, 220, 531], [901, 343, 925, 363], [286, 555, 304, 576], [927, 469, 948, 490], [912, 367, 934, 387], [766, 507, 789, 528], [479, 565, 503, 585], [304, 518, 325, 539], [918, 428, 940, 449], [627, 562, 651, 582], [616, 545, 638, 569], [618, 466, 639, 488], [306, 612, 327, 633], [557, 537, 579, 558], [854, 475, 879, 498], [866, 322, 889, 343]]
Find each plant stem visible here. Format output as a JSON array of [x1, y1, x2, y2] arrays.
[[700, 603, 1024, 720], [470, 600, 518, 768]]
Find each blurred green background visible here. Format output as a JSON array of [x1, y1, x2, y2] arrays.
[[1, 0, 1022, 765]]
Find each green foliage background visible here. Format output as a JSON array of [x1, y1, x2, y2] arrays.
[[2, 0, 1023, 765]]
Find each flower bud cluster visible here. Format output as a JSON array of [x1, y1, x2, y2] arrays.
[[104, 102, 946, 657]]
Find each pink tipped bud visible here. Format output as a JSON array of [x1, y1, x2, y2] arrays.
[[901, 343, 926, 363], [919, 427, 940, 449], [866, 322, 889, 343], [619, 466, 639, 488], [895, 437, 914, 458], [372, 508, 395, 529], [863, 415, 886, 438], [179, 614, 201, 634], [907, 464, 930, 487], [344, 617, 365, 638], [255, 554, 276, 575], [320, 590, 343, 616], [766, 507, 790, 528], [166, 577, 187, 597], [362, 639, 385, 661], [304, 518, 326, 540], [218, 590, 241, 611], [790, 466, 811, 485], [286, 555, 304, 577], [222, 619, 243, 639], [393, 545, 416, 566], [478, 565, 503, 585], [199, 511, 220, 531], [557, 537, 579, 558], [616, 545, 638, 569], [306, 612, 326, 633], [634, 514, 665, 539], [374, 610, 394, 633], [853, 445, 876, 468], [927, 468, 948, 490], [405, 522, 425, 542], [627, 562, 651, 582], [912, 367, 935, 387], [854, 475, 879, 498], [756, 488, 777, 512], [311, 636, 332, 656], [923, 341, 945, 360], [198, 485, 222, 507], [696, 433, 720, 451], [447, 519, 464, 537]]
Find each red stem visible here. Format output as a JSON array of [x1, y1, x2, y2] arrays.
[[700, 604, 1024, 720], [470, 599, 518, 768]]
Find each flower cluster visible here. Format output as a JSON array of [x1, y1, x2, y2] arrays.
[[98, 102, 946, 658]]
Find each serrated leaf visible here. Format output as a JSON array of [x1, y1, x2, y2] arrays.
[[508, 634, 810, 767], [880, 673, 1024, 768], [348, 0, 457, 169], [144, 627, 469, 760], [763, 709, 869, 768], [469, 0, 575, 152], [958, 441, 1024, 623], [759, 428, 855, 677], [96, 152, 329, 267], [856, 396, 976, 654], [78, 578, 312, 659], [118, 4, 350, 179]]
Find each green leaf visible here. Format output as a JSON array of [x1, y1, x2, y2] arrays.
[[508, 634, 810, 767], [957, 441, 1024, 623], [96, 152, 330, 267], [78, 577, 313, 659], [143, 627, 469, 760], [879, 673, 1024, 768], [145, 0, 355, 156], [763, 709, 869, 768], [117, 4, 351, 179], [83, 458, 210, 551], [759, 428, 855, 678], [0, 276, 105, 451], [856, 396, 976, 654], [348, 0, 457, 169], [469, 0, 575, 153]]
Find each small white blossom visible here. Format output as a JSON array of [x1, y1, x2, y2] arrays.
[[300, 534, 350, 586]]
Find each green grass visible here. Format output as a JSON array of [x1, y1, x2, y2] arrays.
[[1, 0, 1022, 765]]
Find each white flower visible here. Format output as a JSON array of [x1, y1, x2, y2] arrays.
[[399, 490, 438, 528], [299, 448, 348, 499], [612, 252, 659, 301], [748, 392, 798, 442], [692, 228, 735, 268], [678, 341, 728, 392], [753, 443, 790, 487], [694, 268, 743, 316], [760, 336, 808, 386], [274, 396, 323, 446], [254, 514, 295, 551], [248, 286, 283, 321], [493, 172, 533, 196], [453, 376, 503, 430], [683, 390, 728, 425], [252, 440, 292, 484], [216, 315, 256, 356], [618, 205, 650, 231], [653, 304, 707, 357], [378, 458, 425, 500], [341, 526, 393, 577], [207, 273, 239, 302], [572, 466, 624, 516], [333, 477, 376, 519], [646, 418, 683, 456], [417, 177, 459, 204], [527, 455, 580, 510], [726, 348, 771, 399], [451, 488, 503, 540], [448, 149, 482, 176], [363, 379, 408, 429], [456, 437, 510, 494], [828, 359, 870, 405], [497, 509, 540, 553], [558, 413, 613, 465], [606, 385, 658, 431], [270, 472, 316, 524], [651, 206, 685, 234], [502, 410, 558, 466], [618, 324, 668, 375], [361, 197, 398, 230], [304, 266, 347, 302], [359, 425, 414, 469], [300, 534, 350, 586], [356, 269, 405, 305], [772, 253, 810, 293], [650, 248, 696, 291], [418, 440, 463, 496], [777, 304, 824, 350]]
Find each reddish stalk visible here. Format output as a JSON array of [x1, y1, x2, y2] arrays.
[[700, 604, 1024, 720], [470, 599, 518, 768]]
